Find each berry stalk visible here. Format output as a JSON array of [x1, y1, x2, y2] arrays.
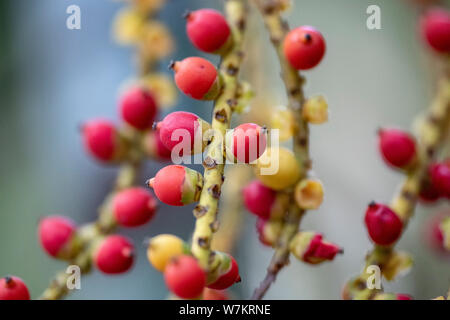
[[251, 0, 311, 300], [190, 0, 248, 270]]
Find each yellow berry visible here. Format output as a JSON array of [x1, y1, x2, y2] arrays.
[[294, 179, 324, 210], [254, 147, 301, 190], [271, 109, 295, 142], [146, 234, 186, 272], [132, 0, 165, 14], [139, 21, 174, 60], [302, 95, 328, 124], [112, 8, 145, 45]]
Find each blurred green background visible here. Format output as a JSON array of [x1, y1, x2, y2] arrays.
[[0, 0, 449, 299]]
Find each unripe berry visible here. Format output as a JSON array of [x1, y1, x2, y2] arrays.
[[172, 57, 221, 100], [207, 254, 240, 290], [82, 119, 121, 162], [270, 109, 295, 142], [283, 26, 326, 70], [185, 9, 231, 53], [38, 216, 77, 259], [147, 165, 203, 206], [254, 147, 301, 190], [94, 235, 134, 274], [228, 123, 267, 164], [203, 288, 229, 300], [256, 218, 283, 247], [429, 160, 450, 198], [157, 111, 211, 156], [290, 232, 342, 264], [164, 255, 206, 299], [294, 179, 324, 210], [143, 129, 172, 160], [302, 96, 329, 124], [243, 180, 276, 220], [421, 9, 450, 53], [0, 276, 30, 300], [364, 202, 403, 246], [378, 128, 417, 168], [119, 86, 158, 130], [146, 234, 188, 272], [112, 187, 157, 227]]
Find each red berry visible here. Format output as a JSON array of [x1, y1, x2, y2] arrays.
[[230, 123, 267, 163], [144, 129, 172, 160], [378, 128, 416, 168], [113, 187, 157, 227], [396, 294, 413, 300], [421, 9, 450, 53], [38, 216, 76, 258], [82, 119, 119, 162], [419, 179, 441, 203], [157, 111, 210, 156], [365, 202, 403, 246], [0, 276, 30, 300], [243, 180, 276, 219], [207, 255, 240, 290], [148, 165, 203, 206], [429, 160, 450, 198], [203, 288, 229, 300], [172, 57, 220, 100], [186, 9, 231, 53], [94, 235, 134, 274], [283, 26, 326, 70], [119, 87, 158, 130], [423, 212, 449, 254], [164, 255, 206, 299], [301, 233, 341, 264]]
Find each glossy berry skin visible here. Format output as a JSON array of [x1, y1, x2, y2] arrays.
[[365, 203, 403, 246], [0, 276, 30, 300], [148, 165, 203, 206], [94, 235, 134, 274], [231, 123, 267, 163], [186, 9, 231, 53], [38, 216, 76, 258], [164, 255, 206, 299], [119, 87, 158, 130], [283, 26, 326, 70], [157, 111, 210, 156], [429, 160, 450, 198], [147, 234, 187, 272], [82, 119, 119, 162], [173, 57, 219, 100], [243, 180, 276, 220], [207, 255, 240, 290], [421, 9, 450, 53], [378, 128, 416, 168], [113, 187, 157, 227]]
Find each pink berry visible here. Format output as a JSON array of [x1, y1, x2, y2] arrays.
[[38, 216, 76, 258], [186, 9, 231, 53], [421, 9, 450, 53], [113, 187, 157, 227], [172, 57, 220, 100], [396, 294, 413, 300], [302, 233, 341, 264], [0, 276, 30, 300], [147, 165, 203, 206], [82, 119, 119, 162], [207, 255, 240, 290], [429, 160, 450, 198], [164, 255, 206, 299], [119, 87, 158, 130], [423, 212, 449, 254], [231, 123, 267, 163], [94, 235, 134, 274], [157, 111, 209, 156], [243, 180, 276, 220], [283, 26, 326, 70], [419, 179, 441, 203], [364, 202, 403, 246], [378, 128, 416, 168]]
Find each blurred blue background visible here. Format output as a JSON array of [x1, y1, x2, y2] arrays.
[[0, 0, 449, 299]]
